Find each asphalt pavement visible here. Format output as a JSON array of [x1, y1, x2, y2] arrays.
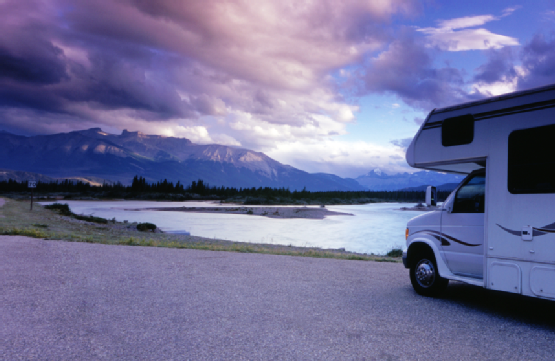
[[2, 236, 554, 360]]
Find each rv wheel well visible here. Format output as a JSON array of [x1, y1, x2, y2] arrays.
[[407, 242, 435, 268]]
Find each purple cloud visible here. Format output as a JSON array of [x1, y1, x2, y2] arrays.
[[469, 33, 555, 95], [473, 47, 517, 84], [0, 0, 422, 137], [518, 33, 555, 90], [355, 29, 472, 109]]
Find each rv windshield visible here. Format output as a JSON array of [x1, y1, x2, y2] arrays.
[[452, 173, 485, 213]]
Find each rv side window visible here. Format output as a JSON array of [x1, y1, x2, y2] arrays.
[[453, 174, 485, 213], [508, 124, 555, 194], [442, 114, 474, 147]]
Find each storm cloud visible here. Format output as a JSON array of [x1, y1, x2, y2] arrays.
[[0, 0, 418, 134], [353, 29, 472, 109], [474, 47, 517, 84], [518, 33, 555, 90], [1, 1, 554, 177]]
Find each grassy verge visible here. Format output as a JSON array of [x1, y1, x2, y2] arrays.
[[0, 197, 401, 263]]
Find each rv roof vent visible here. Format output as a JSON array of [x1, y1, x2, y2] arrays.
[[442, 114, 474, 147]]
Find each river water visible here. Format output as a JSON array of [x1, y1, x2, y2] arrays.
[[40, 200, 425, 255]]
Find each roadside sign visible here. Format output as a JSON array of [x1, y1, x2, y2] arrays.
[[28, 180, 36, 210]]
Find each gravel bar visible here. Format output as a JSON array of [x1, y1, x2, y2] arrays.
[[2, 236, 554, 360], [141, 206, 353, 219]]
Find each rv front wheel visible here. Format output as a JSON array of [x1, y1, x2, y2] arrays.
[[410, 251, 448, 296]]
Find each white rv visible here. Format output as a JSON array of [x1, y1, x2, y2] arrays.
[[402, 83, 555, 301]]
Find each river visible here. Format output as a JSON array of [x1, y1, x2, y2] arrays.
[[40, 200, 425, 255]]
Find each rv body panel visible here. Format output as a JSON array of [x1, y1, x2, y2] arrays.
[[406, 84, 555, 174], [483, 104, 555, 299], [406, 210, 485, 287], [441, 211, 484, 278], [406, 211, 454, 279], [404, 83, 555, 300]]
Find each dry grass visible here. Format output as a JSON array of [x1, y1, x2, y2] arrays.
[[0, 197, 400, 263]]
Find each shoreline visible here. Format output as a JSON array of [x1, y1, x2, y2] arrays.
[[139, 206, 354, 219], [0, 198, 401, 262]]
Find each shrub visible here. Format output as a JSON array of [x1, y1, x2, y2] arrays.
[[44, 203, 72, 216], [73, 214, 108, 224], [386, 248, 403, 258], [137, 222, 157, 232]]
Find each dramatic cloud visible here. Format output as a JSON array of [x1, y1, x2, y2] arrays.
[[469, 33, 555, 96], [353, 29, 471, 109], [474, 48, 517, 83], [518, 33, 555, 90], [0, 0, 416, 131], [0, 0, 421, 164], [1, 1, 554, 178], [418, 14, 519, 51], [470, 47, 519, 96]]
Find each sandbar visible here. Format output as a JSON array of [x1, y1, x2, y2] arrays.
[[137, 206, 353, 219]]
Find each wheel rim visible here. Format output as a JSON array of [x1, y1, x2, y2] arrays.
[[415, 259, 435, 288]]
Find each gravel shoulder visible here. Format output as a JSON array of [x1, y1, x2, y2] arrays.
[[2, 236, 554, 360]]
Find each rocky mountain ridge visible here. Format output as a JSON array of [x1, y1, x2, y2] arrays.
[[0, 128, 364, 191], [0, 129, 466, 191]]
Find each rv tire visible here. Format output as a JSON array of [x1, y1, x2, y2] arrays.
[[410, 250, 448, 297]]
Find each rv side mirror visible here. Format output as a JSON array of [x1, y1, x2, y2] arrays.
[[425, 186, 437, 207]]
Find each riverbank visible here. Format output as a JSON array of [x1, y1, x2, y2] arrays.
[[0, 198, 401, 261], [141, 205, 353, 219]]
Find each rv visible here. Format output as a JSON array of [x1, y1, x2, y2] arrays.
[[402, 83, 555, 301]]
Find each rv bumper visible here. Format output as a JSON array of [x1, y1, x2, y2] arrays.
[[402, 251, 408, 268]]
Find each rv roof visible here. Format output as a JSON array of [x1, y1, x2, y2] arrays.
[[432, 83, 555, 115]]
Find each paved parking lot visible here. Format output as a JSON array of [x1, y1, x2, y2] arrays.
[[2, 236, 554, 360]]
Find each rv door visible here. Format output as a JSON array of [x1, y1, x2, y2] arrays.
[[441, 170, 485, 279]]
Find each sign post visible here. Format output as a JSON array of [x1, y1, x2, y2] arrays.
[[28, 180, 37, 210]]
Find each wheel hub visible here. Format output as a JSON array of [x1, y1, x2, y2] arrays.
[[415, 260, 435, 287]]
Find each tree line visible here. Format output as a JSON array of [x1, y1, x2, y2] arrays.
[[0, 175, 451, 202]]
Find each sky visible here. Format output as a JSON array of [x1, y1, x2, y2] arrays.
[[1, 0, 555, 178]]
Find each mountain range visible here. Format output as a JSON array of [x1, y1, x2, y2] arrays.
[[354, 169, 464, 191], [0, 129, 364, 191], [0, 129, 465, 191]]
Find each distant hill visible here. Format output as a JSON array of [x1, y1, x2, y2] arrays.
[[0, 128, 365, 191], [0, 169, 56, 183], [0, 169, 112, 187], [355, 169, 464, 191]]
